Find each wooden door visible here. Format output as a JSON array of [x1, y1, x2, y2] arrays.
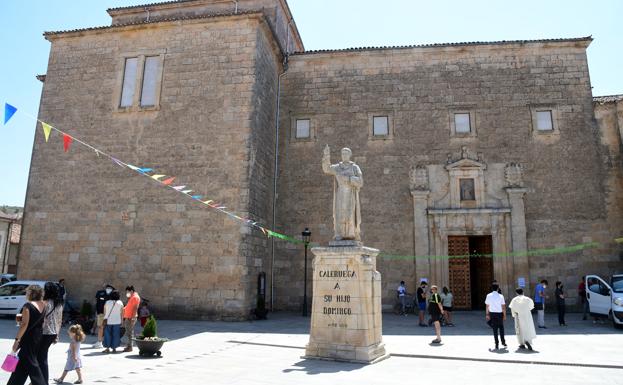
[[469, 236, 494, 310], [448, 236, 471, 309]]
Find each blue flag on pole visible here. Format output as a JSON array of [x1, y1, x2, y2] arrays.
[[4, 103, 17, 124]]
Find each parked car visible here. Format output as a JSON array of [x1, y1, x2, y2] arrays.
[[0, 274, 16, 284], [0, 280, 50, 315], [586, 274, 623, 329]]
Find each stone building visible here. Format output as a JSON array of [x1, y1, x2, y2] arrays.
[[18, 0, 623, 318]]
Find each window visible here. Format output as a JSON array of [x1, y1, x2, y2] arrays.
[[295, 119, 310, 139], [11, 285, 28, 296], [535, 110, 553, 131], [140, 56, 161, 107], [454, 113, 471, 133], [118, 54, 164, 110], [459, 178, 475, 201], [372, 116, 389, 136], [120, 57, 138, 108], [0, 285, 12, 296]]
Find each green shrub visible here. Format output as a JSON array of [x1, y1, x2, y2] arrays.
[[141, 315, 158, 338]]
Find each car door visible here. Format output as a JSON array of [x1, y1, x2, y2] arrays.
[[0, 284, 15, 314], [10, 284, 29, 314], [586, 275, 612, 316]]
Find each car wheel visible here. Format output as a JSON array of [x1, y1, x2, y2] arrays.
[[614, 318, 623, 330]]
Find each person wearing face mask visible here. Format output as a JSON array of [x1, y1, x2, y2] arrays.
[[92, 284, 115, 349], [534, 279, 548, 328], [123, 286, 141, 352]]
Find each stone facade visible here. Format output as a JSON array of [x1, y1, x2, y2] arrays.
[[18, 0, 623, 318]]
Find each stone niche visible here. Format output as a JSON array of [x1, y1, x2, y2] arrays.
[[304, 242, 389, 364]]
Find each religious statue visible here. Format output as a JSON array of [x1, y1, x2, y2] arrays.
[[322, 145, 363, 241]]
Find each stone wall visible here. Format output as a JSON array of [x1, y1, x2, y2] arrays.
[[19, 15, 280, 319], [275, 40, 623, 310]]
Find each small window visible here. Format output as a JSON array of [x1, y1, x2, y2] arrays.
[[140, 56, 161, 107], [120, 57, 138, 108], [454, 113, 471, 133], [295, 119, 310, 139], [11, 285, 28, 296], [0, 285, 12, 296], [459, 178, 475, 201], [373, 116, 389, 136], [536, 110, 553, 131]]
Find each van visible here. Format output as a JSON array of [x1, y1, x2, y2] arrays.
[[586, 274, 623, 329]]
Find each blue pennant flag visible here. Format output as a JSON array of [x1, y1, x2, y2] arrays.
[[4, 103, 17, 124]]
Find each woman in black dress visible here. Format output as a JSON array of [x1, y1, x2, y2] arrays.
[[428, 285, 444, 344], [7, 285, 47, 385]]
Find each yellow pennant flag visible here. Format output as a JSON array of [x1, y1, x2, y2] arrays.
[[151, 174, 166, 181], [41, 122, 53, 142]]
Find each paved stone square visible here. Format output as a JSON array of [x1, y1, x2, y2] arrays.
[[1, 312, 621, 385]]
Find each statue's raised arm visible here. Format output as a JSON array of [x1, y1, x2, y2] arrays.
[[322, 145, 334, 175]]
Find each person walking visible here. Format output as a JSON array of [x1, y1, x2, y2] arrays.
[[416, 281, 428, 327], [53, 324, 85, 384], [555, 281, 566, 326], [397, 281, 407, 316], [578, 276, 588, 320], [509, 288, 537, 350], [534, 279, 548, 328], [92, 284, 114, 348], [7, 285, 47, 385], [103, 290, 124, 353], [123, 285, 141, 352], [38, 282, 64, 384], [428, 285, 444, 344], [485, 283, 507, 350], [441, 287, 454, 326]]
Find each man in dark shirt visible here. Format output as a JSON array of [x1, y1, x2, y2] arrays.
[[416, 281, 428, 327], [92, 284, 114, 348]]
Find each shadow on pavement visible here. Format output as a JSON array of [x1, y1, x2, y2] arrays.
[[283, 359, 365, 375]]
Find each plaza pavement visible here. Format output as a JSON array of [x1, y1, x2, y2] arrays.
[[1, 311, 621, 385]]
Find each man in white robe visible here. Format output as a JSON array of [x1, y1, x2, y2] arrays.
[[509, 288, 537, 350]]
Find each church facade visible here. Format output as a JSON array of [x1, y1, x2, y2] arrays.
[[18, 0, 623, 318]]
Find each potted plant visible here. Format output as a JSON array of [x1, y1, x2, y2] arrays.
[[133, 316, 168, 357]]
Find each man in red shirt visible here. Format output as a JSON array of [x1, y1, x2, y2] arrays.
[[123, 286, 141, 352]]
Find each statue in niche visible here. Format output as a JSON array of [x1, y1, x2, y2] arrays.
[[322, 145, 363, 241], [505, 162, 524, 188], [410, 165, 429, 191], [460, 178, 475, 201]]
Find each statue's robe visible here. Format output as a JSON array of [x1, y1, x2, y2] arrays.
[[322, 160, 363, 240]]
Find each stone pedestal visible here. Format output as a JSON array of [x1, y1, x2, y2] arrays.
[[303, 241, 389, 364]]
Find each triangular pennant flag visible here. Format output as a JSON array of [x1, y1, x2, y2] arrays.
[[4, 103, 17, 124], [94, 149, 100, 157], [191, 195, 202, 200], [151, 174, 166, 181], [260, 227, 267, 236], [173, 186, 186, 191], [162, 177, 176, 185], [181, 190, 192, 194], [138, 168, 153, 174], [202, 200, 213, 205], [41, 122, 53, 142], [63, 134, 72, 152], [127, 165, 139, 171], [111, 158, 124, 167]]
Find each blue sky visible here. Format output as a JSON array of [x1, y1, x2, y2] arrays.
[[1, 0, 621, 206]]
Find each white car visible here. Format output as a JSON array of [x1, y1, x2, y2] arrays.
[[586, 274, 623, 329], [0, 280, 50, 315]]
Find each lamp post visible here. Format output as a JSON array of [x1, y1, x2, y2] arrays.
[[302, 227, 311, 317]]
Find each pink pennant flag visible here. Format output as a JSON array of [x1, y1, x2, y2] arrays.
[[63, 134, 72, 152], [162, 177, 176, 185], [173, 186, 186, 191]]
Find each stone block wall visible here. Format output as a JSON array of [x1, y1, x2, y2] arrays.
[[19, 15, 281, 319], [274, 40, 623, 310]]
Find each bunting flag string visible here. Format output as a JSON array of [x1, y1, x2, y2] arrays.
[[5, 101, 623, 262]]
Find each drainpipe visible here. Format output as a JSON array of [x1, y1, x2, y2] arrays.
[[232, 1, 239, 14], [270, 42, 291, 310]]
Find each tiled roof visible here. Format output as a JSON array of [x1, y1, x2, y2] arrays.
[[292, 36, 593, 56], [108, 0, 204, 12], [593, 94, 623, 104], [43, 10, 262, 37]]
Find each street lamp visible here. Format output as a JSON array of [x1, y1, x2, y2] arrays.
[[302, 227, 311, 317]]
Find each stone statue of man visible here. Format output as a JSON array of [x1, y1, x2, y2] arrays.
[[322, 145, 363, 241]]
